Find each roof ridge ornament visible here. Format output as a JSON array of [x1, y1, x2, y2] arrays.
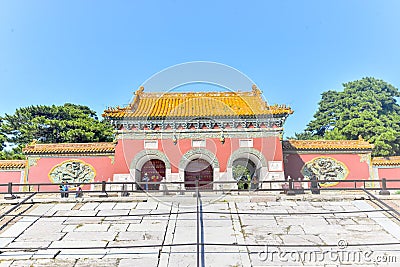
[[252, 84, 261, 96], [136, 86, 145, 96], [26, 139, 37, 148]]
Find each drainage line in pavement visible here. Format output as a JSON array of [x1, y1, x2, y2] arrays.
[[157, 201, 174, 267], [199, 192, 205, 267], [369, 198, 400, 223], [3, 241, 400, 253], [0, 211, 187, 218], [0, 204, 35, 232], [200, 242, 400, 247], [195, 180, 205, 267], [362, 189, 400, 223], [197, 209, 391, 216], [0, 209, 389, 219], [0, 192, 37, 231], [196, 183, 199, 267], [0, 192, 37, 220]]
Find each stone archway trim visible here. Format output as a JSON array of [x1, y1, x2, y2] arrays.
[[179, 148, 220, 170], [130, 149, 171, 170], [227, 147, 267, 168]]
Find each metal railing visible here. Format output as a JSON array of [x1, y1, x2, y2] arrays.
[[1, 178, 400, 197], [1, 182, 400, 266]]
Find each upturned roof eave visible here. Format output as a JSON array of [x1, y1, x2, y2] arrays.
[[103, 112, 292, 120]]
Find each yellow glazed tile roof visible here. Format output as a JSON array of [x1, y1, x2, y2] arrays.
[[103, 86, 293, 118], [372, 156, 400, 166], [23, 142, 115, 155], [0, 160, 26, 170], [283, 139, 374, 150]]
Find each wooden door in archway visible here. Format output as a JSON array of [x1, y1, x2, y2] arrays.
[[184, 158, 213, 189], [141, 159, 165, 190]]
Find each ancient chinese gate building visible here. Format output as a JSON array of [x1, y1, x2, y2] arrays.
[[102, 86, 293, 189], [1, 86, 399, 191]]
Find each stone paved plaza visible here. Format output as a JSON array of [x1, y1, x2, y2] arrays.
[[0, 192, 400, 266]]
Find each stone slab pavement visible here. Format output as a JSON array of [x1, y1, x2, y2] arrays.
[[0, 192, 400, 266]]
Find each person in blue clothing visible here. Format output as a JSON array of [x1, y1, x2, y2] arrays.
[[143, 173, 149, 191], [59, 181, 69, 198], [64, 182, 69, 198]]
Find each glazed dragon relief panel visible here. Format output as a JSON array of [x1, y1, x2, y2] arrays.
[[48, 160, 96, 185], [301, 157, 349, 187]]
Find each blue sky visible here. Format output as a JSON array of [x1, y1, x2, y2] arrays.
[[1, 0, 400, 138]]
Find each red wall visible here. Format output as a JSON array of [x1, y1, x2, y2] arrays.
[[284, 153, 371, 188], [114, 136, 282, 173], [27, 157, 114, 190], [377, 167, 400, 188], [113, 139, 144, 174], [0, 170, 23, 192]]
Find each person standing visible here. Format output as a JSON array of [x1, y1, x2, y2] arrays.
[[64, 182, 69, 198], [59, 181, 69, 198], [143, 173, 149, 191], [75, 185, 83, 198], [310, 175, 320, 194], [60, 181, 66, 198], [251, 175, 259, 190]]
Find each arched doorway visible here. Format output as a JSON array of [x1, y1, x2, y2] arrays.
[[140, 159, 166, 190], [232, 158, 258, 190], [184, 158, 213, 189]]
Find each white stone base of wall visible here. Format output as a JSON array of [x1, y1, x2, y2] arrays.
[[217, 170, 237, 190], [114, 169, 287, 192], [265, 171, 285, 189], [113, 173, 134, 192]]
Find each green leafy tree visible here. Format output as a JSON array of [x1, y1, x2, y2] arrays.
[[0, 150, 25, 160], [0, 118, 5, 150], [0, 103, 114, 159], [232, 164, 250, 180], [295, 77, 400, 156], [233, 164, 251, 190]]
